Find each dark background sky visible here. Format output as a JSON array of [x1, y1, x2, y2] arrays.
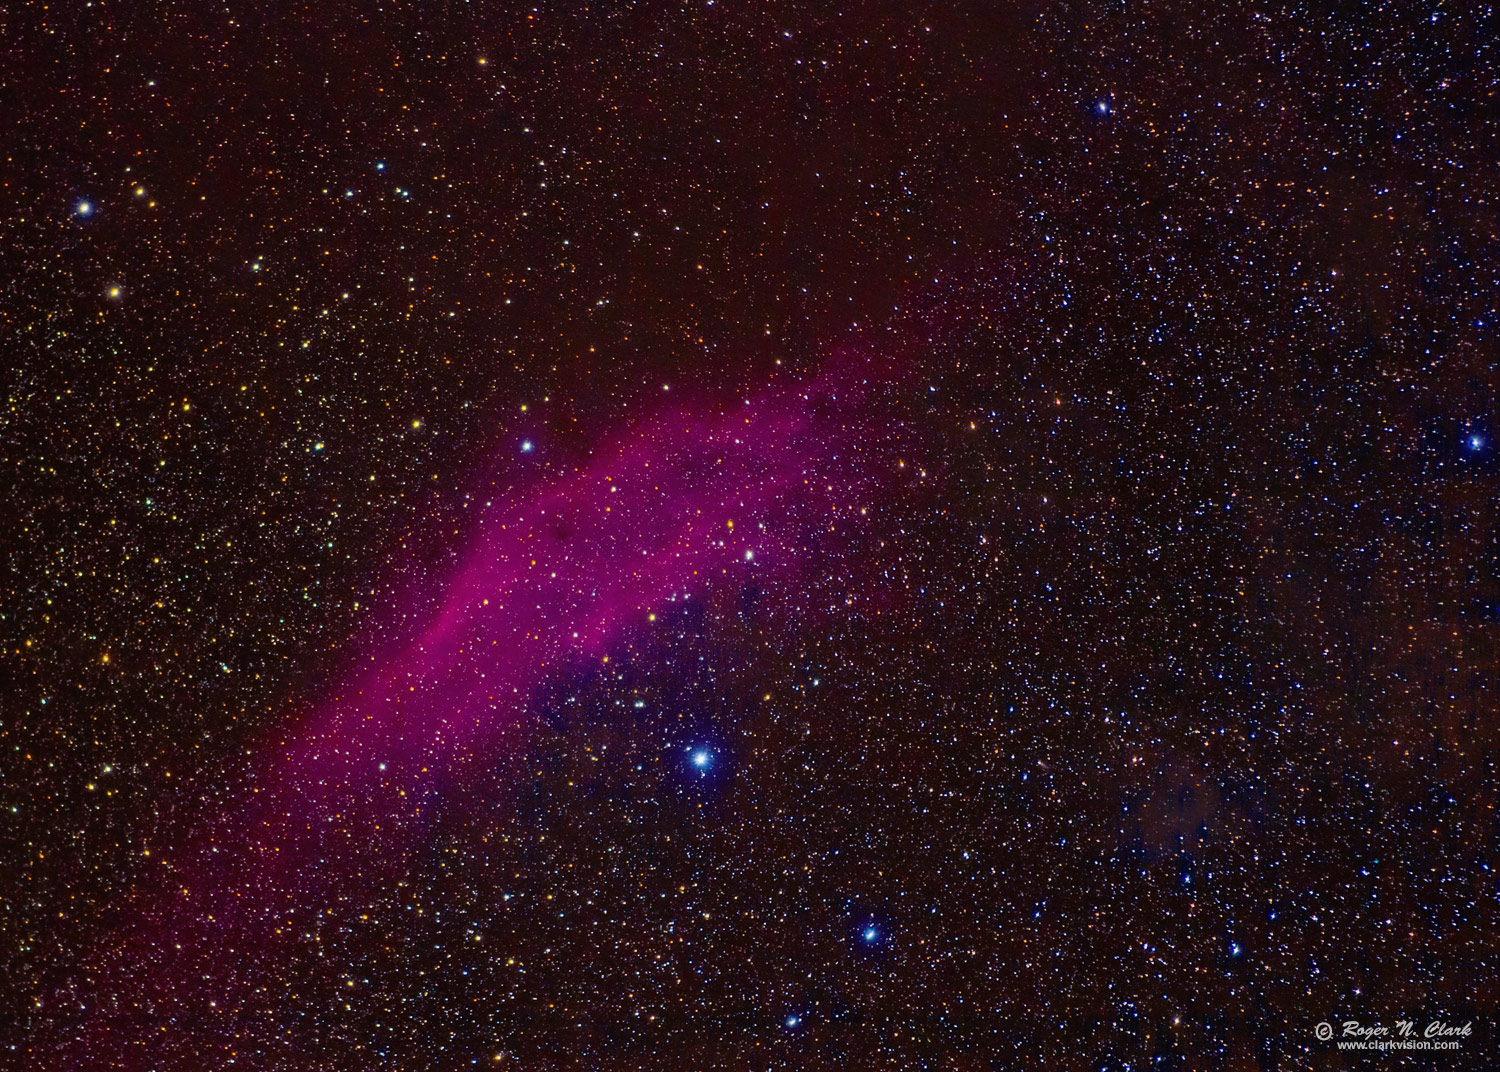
[[2, 2, 1497, 1068]]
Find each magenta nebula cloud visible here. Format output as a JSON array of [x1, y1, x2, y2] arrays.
[[86, 350, 917, 1048], [312, 350, 905, 767]]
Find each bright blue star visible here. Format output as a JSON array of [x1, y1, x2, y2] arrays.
[[75, 201, 93, 216], [520, 440, 533, 453], [691, 749, 712, 769], [785, 1015, 800, 1028], [1468, 434, 1484, 451], [862, 925, 879, 942]]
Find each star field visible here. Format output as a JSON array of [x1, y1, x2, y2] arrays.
[[3, 2, 1497, 1069]]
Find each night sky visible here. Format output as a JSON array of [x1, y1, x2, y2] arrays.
[[4, 2, 1498, 1069]]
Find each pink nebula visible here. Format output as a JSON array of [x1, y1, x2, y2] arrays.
[[272, 349, 910, 836], [72, 350, 914, 1062]]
